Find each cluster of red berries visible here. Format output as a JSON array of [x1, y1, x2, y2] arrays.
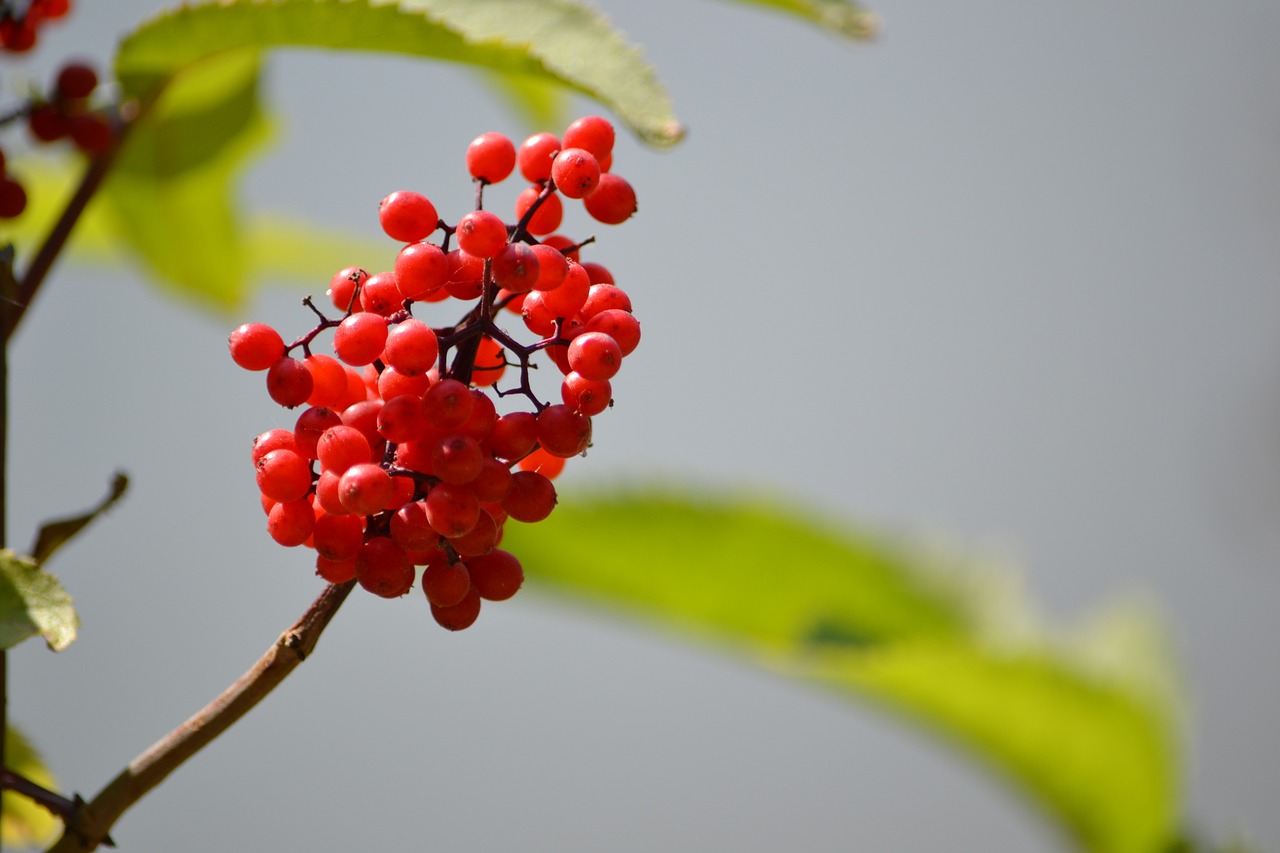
[[229, 116, 641, 631], [0, 0, 70, 53], [0, 59, 111, 219]]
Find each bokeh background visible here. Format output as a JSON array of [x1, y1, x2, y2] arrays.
[[7, 0, 1280, 849]]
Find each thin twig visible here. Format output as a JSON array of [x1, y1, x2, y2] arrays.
[[46, 580, 356, 853]]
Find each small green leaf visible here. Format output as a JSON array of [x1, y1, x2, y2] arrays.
[[0, 550, 78, 651], [1, 725, 60, 850], [505, 488, 1180, 853], [115, 0, 682, 146], [30, 472, 129, 566], [712, 0, 880, 39]]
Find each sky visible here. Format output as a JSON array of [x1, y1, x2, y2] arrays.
[[6, 0, 1280, 850]]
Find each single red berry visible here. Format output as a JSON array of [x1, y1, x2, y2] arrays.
[[550, 148, 601, 199], [376, 394, 429, 444], [581, 283, 631, 318], [316, 424, 372, 474], [327, 266, 368, 313], [581, 262, 615, 285], [356, 537, 415, 598], [465, 549, 524, 601], [451, 510, 501, 558], [266, 357, 315, 408], [357, 271, 402, 316], [489, 411, 538, 461], [567, 331, 623, 381], [444, 249, 485, 300], [540, 260, 591, 319], [423, 379, 474, 430], [470, 459, 513, 504], [529, 243, 569, 292], [382, 318, 439, 376], [303, 354, 349, 408], [0, 178, 25, 219], [514, 185, 563, 235], [68, 113, 113, 155], [256, 448, 312, 503], [432, 434, 484, 485], [470, 336, 506, 388], [562, 115, 615, 162], [491, 242, 541, 293], [267, 500, 316, 547], [333, 312, 388, 366], [422, 554, 472, 607], [503, 470, 558, 522], [536, 404, 592, 457], [252, 428, 299, 467], [312, 513, 365, 561], [394, 242, 447, 301], [430, 585, 482, 631], [584, 173, 637, 225], [455, 209, 509, 259], [228, 322, 285, 371], [377, 366, 431, 400], [391, 501, 439, 551], [584, 309, 641, 357], [517, 132, 561, 182], [294, 406, 343, 459], [379, 190, 438, 242], [338, 463, 394, 516], [27, 103, 67, 143], [316, 555, 358, 584], [425, 482, 481, 539], [55, 61, 98, 100], [466, 131, 517, 183], [562, 371, 613, 416], [519, 447, 567, 479]]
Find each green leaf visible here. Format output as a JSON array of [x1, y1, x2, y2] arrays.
[[1, 725, 60, 850], [0, 550, 78, 651], [711, 0, 880, 39], [30, 472, 129, 567], [114, 0, 683, 146], [103, 49, 272, 309], [504, 488, 1180, 853], [480, 71, 569, 140]]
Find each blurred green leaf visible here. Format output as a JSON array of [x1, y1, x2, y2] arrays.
[[504, 488, 1180, 853], [1, 726, 60, 850], [103, 49, 271, 309], [30, 472, 128, 567], [481, 71, 568, 140], [114, 0, 682, 146], [713, 0, 880, 39], [0, 550, 78, 652]]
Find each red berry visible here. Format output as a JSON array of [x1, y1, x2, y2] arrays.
[[256, 448, 312, 503], [390, 501, 439, 551], [432, 435, 484, 485], [444, 249, 485, 300], [562, 116, 615, 162], [430, 585, 482, 631], [567, 331, 622, 381], [455, 209, 509, 259], [356, 537, 414, 597], [465, 131, 517, 183], [27, 103, 67, 143], [465, 549, 524, 601], [316, 555, 358, 584], [425, 483, 481, 538], [394, 242, 447, 300], [519, 447, 567, 479], [536, 404, 592, 457], [317, 425, 372, 474], [338, 463, 394, 516], [55, 62, 98, 100], [584, 173, 637, 225], [540, 260, 590, 319], [357, 270, 402, 316], [327, 266, 368, 312], [503, 470, 558, 522], [423, 379, 474, 430], [267, 500, 315, 547], [266, 357, 315, 408], [228, 322, 285, 371], [584, 309, 641, 357], [303, 354, 349, 408], [379, 190, 438, 242], [491, 243, 540, 293], [517, 132, 560, 182], [294, 406, 343, 459], [550, 148, 601, 199], [382, 318, 439, 376], [561, 371, 612, 416], [422, 555, 472, 607], [529, 243, 569, 292], [312, 513, 365, 561], [252, 428, 299, 467], [470, 336, 506, 388], [333, 312, 388, 366], [68, 113, 113, 155], [489, 412, 538, 461], [0, 178, 25, 219], [514, 185, 563, 235]]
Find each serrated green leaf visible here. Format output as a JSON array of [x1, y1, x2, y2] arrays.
[[504, 488, 1180, 853], [1, 725, 60, 850], [712, 0, 880, 39], [0, 550, 78, 651], [114, 0, 682, 146]]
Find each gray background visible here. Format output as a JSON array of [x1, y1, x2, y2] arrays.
[[6, 0, 1280, 849]]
